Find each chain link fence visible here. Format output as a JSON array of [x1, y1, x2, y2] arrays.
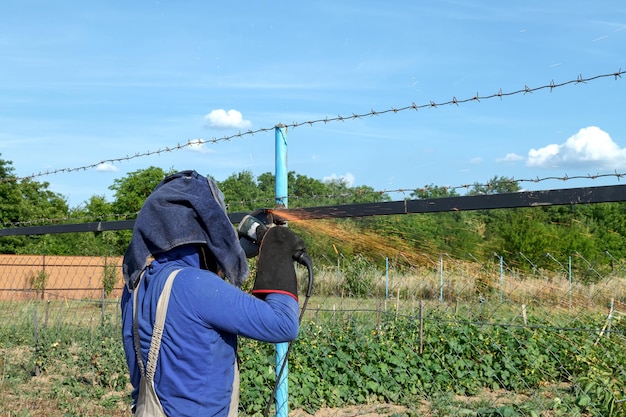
[[1, 250, 624, 416]]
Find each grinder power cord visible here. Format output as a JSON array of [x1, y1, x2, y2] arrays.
[[237, 211, 314, 417]]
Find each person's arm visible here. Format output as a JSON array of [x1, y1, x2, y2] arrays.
[[190, 225, 307, 342], [184, 274, 299, 342]]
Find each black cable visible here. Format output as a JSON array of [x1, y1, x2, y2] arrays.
[[263, 258, 313, 417]]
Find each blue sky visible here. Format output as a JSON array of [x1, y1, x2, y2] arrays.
[[1, 1, 625, 208]]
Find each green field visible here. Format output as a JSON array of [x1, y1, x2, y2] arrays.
[[0, 289, 624, 417]]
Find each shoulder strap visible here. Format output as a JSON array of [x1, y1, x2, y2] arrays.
[[132, 269, 182, 381]]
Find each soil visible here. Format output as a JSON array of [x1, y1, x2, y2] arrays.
[[291, 403, 417, 417]]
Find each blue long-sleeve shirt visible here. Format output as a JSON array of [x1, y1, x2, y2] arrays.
[[121, 245, 299, 417]]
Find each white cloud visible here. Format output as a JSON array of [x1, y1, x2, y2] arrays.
[[187, 138, 215, 154], [526, 126, 626, 169], [204, 109, 252, 130], [95, 163, 118, 172], [323, 172, 355, 187], [470, 157, 482, 164], [497, 153, 525, 162]]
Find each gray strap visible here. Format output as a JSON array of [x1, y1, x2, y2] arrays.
[[133, 279, 145, 376], [132, 269, 182, 381]]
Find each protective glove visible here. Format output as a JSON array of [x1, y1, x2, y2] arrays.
[[253, 226, 306, 301]]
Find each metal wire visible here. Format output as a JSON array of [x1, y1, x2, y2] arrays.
[[1, 69, 622, 184]]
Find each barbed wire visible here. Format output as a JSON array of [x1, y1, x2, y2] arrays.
[[2, 171, 625, 229], [1, 69, 622, 183]]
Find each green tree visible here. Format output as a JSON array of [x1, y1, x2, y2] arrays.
[[0, 156, 24, 226], [19, 178, 69, 221], [109, 166, 173, 216], [468, 175, 521, 195], [0, 156, 25, 252], [485, 208, 554, 267], [103, 166, 175, 254], [578, 202, 626, 259], [219, 170, 273, 212], [412, 184, 459, 199], [0, 155, 71, 254], [81, 195, 114, 221]]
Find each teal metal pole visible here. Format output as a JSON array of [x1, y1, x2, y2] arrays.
[[274, 125, 288, 417]]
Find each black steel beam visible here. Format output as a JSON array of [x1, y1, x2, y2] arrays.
[[1, 184, 625, 237], [284, 183, 626, 220], [0, 220, 136, 237]]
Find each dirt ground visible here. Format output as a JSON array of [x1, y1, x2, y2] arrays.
[[291, 403, 416, 417]]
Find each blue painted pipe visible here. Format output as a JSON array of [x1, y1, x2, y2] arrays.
[[274, 125, 288, 417]]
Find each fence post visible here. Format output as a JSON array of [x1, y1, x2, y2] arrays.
[[41, 254, 46, 300], [418, 300, 424, 355], [385, 257, 389, 300], [274, 124, 289, 417], [33, 309, 40, 376], [568, 256, 572, 307], [607, 298, 614, 338], [439, 254, 443, 302], [499, 255, 503, 303], [101, 288, 106, 326]]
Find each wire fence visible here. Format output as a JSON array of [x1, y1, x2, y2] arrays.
[[0, 250, 624, 416], [2, 69, 623, 185]]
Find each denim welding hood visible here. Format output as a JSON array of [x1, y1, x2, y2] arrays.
[[122, 170, 250, 290]]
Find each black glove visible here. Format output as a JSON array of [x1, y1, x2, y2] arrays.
[[253, 226, 306, 300]]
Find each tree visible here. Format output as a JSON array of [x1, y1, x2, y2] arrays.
[[0, 156, 25, 253], [79, 195, 114, 221], [0, 156, 23, 225], [109, 166, 174, 216], [0, 155, 72, 253], [219, 170, 273, 212], [412, 184, 459, 199], [468, 175, 520, 195], [19, 178, 69, 221]]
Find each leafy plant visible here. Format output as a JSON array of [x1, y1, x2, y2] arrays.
[[29, 269, 49, 299], [342, 254, 376, 297], [2, 298, 625, 416], [574, 368, 626, 416], [102, 260, 118, 296]]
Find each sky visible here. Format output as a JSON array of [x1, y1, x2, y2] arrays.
[[1, 1, 625, 209]]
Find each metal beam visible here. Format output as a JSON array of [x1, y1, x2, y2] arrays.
[[0, 220, 136, 237], [2, 184, 625, 237], [279, 183, 626, 220]]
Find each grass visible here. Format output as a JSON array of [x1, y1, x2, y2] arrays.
[[311, 264, 626, 312], [0, 265, 624, 416]]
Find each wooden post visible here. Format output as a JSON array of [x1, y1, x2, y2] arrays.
[[418, 300, 424, 355], [395, 289, 400, 319], [33, 309, 39, 376], [45, 299, 50, 327]]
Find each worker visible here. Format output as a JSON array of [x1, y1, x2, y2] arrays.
[[120, 170, 306, 417]]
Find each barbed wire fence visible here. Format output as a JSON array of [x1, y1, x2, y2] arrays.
[[1, 69, 622, 185], [1, 69, 626, 416]]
